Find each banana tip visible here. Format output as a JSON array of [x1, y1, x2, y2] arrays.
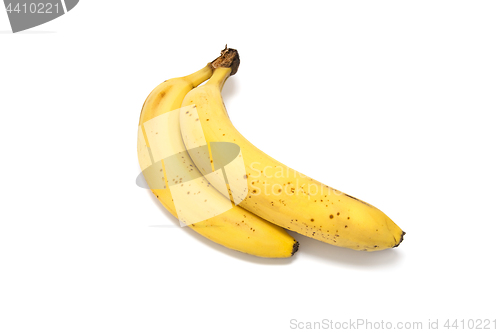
[[392, 231, 406, 248], [291, 241, 300, 256]]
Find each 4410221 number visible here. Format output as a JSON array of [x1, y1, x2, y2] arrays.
[[5, 2, 60, 14], [444, 319, 497, 330]]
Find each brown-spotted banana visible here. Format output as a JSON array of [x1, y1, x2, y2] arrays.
[[179, 49, 405, 251], [138, 62, 298, 258]]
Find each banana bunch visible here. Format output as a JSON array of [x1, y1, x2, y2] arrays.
[[138, 47, 405, 258]]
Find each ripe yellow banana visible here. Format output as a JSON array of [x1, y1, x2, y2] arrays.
[[180, 53, 405, 252], [138, 64, 298, 258]]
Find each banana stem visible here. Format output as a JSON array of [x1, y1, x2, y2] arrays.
[[184, 64, 214, 87], [211, 46, 240, 76], [207, 46, 240, 90], [208, 67, 232, 91]]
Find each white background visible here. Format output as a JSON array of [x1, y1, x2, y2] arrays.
[[1, 1, 499, 332]]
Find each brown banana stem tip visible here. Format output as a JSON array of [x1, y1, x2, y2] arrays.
[[393, 231, 406, 248], [211, 45, 240, 76], [291, 241, 300, 256]]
